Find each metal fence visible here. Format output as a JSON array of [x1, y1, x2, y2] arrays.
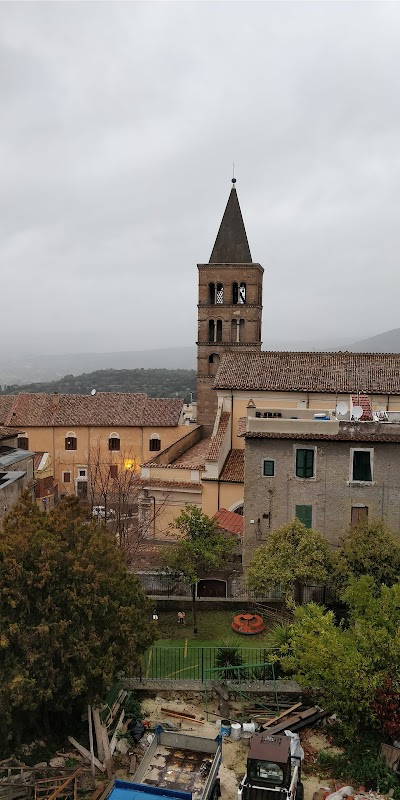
[[138, 645, 277, 682], [136, 572, 284, 602]]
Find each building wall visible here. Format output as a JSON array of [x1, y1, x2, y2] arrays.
[[11, 424, 190, 494], [202, 480, 243, 517], [0, 475, 33, 525], [244, 436, 400, 565]]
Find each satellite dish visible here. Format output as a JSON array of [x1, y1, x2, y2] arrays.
[[91, 389, 97, 396], [336, 402, 348, 416], [352, 405, 363, 420]]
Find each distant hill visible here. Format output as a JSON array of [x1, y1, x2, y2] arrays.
[[0, 347, 197, 386], [344, 328, 400, 353], [0, 368, 196, 403]]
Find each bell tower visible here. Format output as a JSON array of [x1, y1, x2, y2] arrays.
[[196, 180, 264, 431]]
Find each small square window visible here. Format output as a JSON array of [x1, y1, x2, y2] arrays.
[[263, 459, 275, 477], [351, 506, 368, 526], [109, 437, 120, 451], [18, 437, 29, 450], [78, 469, 87, 478], [296, 448, 314, 479], [63, 472, 71, 483], [149, 438, 161, 452], [352, 450, 372, 482], [65, 436, 77, 451]]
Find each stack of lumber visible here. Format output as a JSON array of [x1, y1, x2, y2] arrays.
[[260, 705, 326, 733]]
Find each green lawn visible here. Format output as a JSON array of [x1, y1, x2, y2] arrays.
[[153, 609, 271, 646]]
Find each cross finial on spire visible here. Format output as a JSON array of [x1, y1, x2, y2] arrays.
[[232, 162, 236, 185]]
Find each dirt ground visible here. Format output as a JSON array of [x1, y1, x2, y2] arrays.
[[136, 695, 341, 800]]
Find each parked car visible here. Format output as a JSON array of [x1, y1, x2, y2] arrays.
[[92, 506, 116, 520]]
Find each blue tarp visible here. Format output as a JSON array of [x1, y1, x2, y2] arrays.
[[108, 780, 192, 800]]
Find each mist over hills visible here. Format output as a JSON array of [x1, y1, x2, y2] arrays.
[[2, 330, 400, 388]]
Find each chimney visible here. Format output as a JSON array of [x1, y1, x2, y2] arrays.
[[52, 392, 60, 408]]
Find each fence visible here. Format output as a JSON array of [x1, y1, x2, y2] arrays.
[[136, 572, 284, 602], [138, 645, 276, 682]]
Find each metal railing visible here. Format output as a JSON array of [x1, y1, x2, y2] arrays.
[[137, 645, 276, 682]]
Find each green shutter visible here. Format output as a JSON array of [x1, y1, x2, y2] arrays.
[[296, 449, 314, 478], [295, 505, 313, 529], [263, 459, 275, 477]]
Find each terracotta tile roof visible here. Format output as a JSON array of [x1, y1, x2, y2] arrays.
[[206, 412, 230, 461], [351, 394, 373, 421], [219, 449, 244, 482], [0, 397, 16, 425], [214, 351, 400, 394], [0, 426, 18, 440], [134, 476, 202, 490], [172, 437, 211, 469], [237, 417, 247, 437], [2, 393, 184, 428], [245, 421, 400, 443], [213, 508, 244, 536]]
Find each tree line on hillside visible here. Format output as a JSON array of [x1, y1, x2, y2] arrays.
[[0, 368, 197, 401]]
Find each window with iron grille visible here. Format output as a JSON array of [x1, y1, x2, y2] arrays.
[[149, 437, 161, 452], [216, 283, 223, 304], [296, 448, 315, 478], [295, 504, 313, 528]]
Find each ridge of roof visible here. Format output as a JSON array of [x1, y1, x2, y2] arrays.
[[209, 185, 252, 264], [214, 351, 400, 394]]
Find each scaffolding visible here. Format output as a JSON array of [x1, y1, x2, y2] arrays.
[[204, 660, 280, 722]]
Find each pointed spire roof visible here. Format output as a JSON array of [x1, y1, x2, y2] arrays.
[[209, 181, 252, 264]]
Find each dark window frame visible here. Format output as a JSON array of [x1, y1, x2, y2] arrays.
[[63, 471, 71, 483], [352, 449, 373, 482], [65, 436, 77, 451], [17, 437, 29, 450], [149, 437, 161, 452], [295, 448, 315, 479], [262, 459, 275, 477], [109, 436, 120, 451]]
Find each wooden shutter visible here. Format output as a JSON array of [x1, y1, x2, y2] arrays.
[[351, 506, 368, 527], [295, 505, 313, 529], [296, 449, 314, 478]]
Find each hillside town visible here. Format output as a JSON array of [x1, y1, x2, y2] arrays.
[[2, 3, 400, 800]]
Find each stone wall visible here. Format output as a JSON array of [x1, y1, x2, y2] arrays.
[[244, 436, 400, 564]]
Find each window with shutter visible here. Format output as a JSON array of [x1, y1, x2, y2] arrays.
[[296, 448, 314, 478], [263, 459, 275, 477], [18, 437, 29, 450], [351, 506, 368, 527], [295, 505, 313, 528]]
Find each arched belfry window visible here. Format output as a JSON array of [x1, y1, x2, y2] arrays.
[[239, 282, 246, 304], [231, 319, 238, 342], [232, 282, 238, 304], [109, 432, 120, 451], [208, 319, 215, 342], [208, 353, 220, 376], [216, 283, 223, 304], [239, 319, 245, 341], [216, 320, 223, 342], [209, 283, 215, 304]]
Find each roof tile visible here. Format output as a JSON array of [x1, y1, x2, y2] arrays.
[[2, 393, 183, 428], [213, 508, 244, 535], [206, 412, 230, 461], [214, 351, 400, 394], [220, 449, 244, 482]]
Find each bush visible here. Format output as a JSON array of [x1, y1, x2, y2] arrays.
[[215, 646, 243, 680], [317, 735, 400, 799]]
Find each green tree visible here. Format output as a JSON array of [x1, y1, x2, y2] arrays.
[[0, 494, 154, 749], [163, 505, 236, 633], [280, 576, 400, 736], [246, 518, 331, 602], [333, 519, 400, 593]]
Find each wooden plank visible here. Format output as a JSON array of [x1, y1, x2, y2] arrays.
[[160, 709, 203, 724], [101, 730, 113, 780], [109, 712, 125, 756], [44, 769, 81, 800], [67, 739, 105, 774], [88, 706, 95, 780], [92, 710, 105, 763], [89, 783, 105, 800], [262, 703, 302, 727], [129, 756, 137, 776]]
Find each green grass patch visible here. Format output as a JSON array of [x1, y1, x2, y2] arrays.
[[154, 610, 271, 645]]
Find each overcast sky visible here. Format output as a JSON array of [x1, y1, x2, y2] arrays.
[[2, 1, 400, 356]]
